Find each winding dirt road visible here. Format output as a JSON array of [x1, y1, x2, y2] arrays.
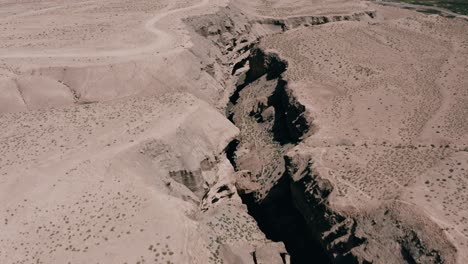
[[0, 0, 211, 59]]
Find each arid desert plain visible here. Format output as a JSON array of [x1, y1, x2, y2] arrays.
[[0, 0, 467, 263]]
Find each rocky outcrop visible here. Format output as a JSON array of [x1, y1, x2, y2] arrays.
[[255, 11, 377, 31], [185, 5, 457, 264], [184, 6, 377, 80], [226, 45, 457, 263], [287, 152, 457, 263], [286, 154, 364, 263], [226, 47, 328, 263], [169, 169, 207, 198]]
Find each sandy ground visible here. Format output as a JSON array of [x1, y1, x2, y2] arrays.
[[0, 0, 223, 112], [0, 0, 281, 263]]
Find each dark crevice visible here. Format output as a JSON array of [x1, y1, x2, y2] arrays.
[[229, 47, 287, 106], [268, 79, 309, 145], [251, 251, 258, 264], [280, 253, 288, 264], [217, 185, 230, 193], [401, 246, 417, 264], [225, 139, 239, 170], [227, 47, 330, 264], [240, 174, 331, 264], [231, 57, 249, 75]]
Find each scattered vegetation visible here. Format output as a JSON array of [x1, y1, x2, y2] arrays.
[[387, 0, 468, 15]]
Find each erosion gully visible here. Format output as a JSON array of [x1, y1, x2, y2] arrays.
[[225, 47, 331, 264]]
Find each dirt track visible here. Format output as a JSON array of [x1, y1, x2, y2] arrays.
[[0, 0, 210, 59]]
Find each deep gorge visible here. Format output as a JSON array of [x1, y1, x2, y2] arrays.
[[226, 47, 332, 263]]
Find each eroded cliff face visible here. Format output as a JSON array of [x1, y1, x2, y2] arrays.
[[286, 152, 456, 263], [184, 4, 463, 264], [227, 44, 457, 264], [226, 47, 326, 263], [227, 47, 310, 199]]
